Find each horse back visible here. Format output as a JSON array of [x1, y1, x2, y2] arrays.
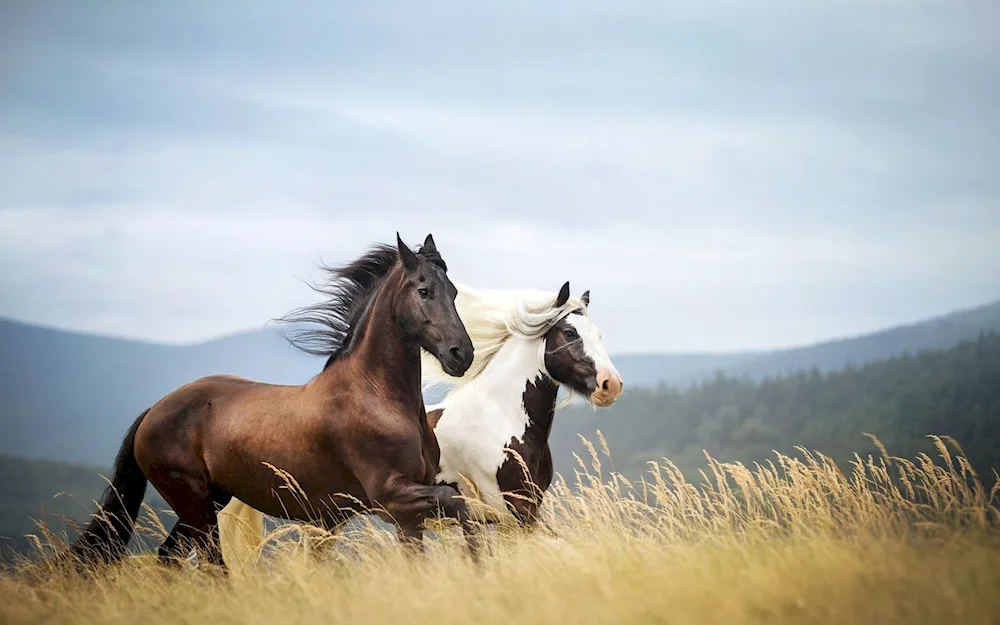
[[133, 374, 311, 483]]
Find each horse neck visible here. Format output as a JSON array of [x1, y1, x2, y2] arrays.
[[323, 271, 423, 410], [450, 336, 559, 436]]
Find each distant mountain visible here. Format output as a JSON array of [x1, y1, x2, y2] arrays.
[[0, 318, 325, 466], [1, 298, 998, 467]]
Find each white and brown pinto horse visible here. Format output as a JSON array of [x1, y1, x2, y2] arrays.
[[218, 281, 623, 564]]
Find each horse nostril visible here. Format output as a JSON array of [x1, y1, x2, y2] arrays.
[[595, 371, 622, 400], [449, 346, 462, 360]]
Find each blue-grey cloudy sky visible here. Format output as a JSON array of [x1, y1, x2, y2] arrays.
[[1, 0, 998, 353]]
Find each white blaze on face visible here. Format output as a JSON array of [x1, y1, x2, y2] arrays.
[[563, 313, 623, 406]]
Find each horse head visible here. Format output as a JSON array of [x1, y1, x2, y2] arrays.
[[542, 281, 623, 408]]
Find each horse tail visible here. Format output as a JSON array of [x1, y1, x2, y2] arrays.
[[218, 499, 265, 570], [70, 409, 150, 564]]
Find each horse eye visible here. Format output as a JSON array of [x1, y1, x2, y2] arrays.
[[564, 329, 579, 340], [418, 287, 430, 299]]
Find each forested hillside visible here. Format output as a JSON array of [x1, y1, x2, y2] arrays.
[[550, 332, 1000, 484]]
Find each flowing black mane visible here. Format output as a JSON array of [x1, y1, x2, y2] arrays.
[[277, 241, 447, 370]]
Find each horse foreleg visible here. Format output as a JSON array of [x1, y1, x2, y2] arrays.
[[375, 482, 482, 562]]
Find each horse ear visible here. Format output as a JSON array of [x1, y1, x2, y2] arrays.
[[581, 290, 590, 307], [555, 281, 570, 308], [397, 232, 419, 271], [421, 233, 437, 254]]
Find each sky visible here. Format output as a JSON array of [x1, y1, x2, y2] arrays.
[[1, 0, 998, 354]]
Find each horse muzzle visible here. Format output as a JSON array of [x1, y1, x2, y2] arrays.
[[439, 344, 474, 377], [590, 369, 624, 407]]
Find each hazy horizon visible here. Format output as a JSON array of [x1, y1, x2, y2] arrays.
[[3, 291, 997, 356], [2, 1, 998, 353]]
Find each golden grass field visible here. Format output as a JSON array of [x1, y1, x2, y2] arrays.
[[3, 433, 999, 625]]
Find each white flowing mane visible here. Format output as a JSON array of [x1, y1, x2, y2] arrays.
[[420, 282, 587, 390]]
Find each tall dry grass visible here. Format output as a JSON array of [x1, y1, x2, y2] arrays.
[[3, 433, 999, 625]]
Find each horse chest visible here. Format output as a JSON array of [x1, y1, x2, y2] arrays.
[[432, 398, 531, 513]]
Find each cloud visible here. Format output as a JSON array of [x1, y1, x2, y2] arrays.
[[0, 0, 998, 352]]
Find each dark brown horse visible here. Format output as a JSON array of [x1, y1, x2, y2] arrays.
[[70, 233, 478, 568]]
